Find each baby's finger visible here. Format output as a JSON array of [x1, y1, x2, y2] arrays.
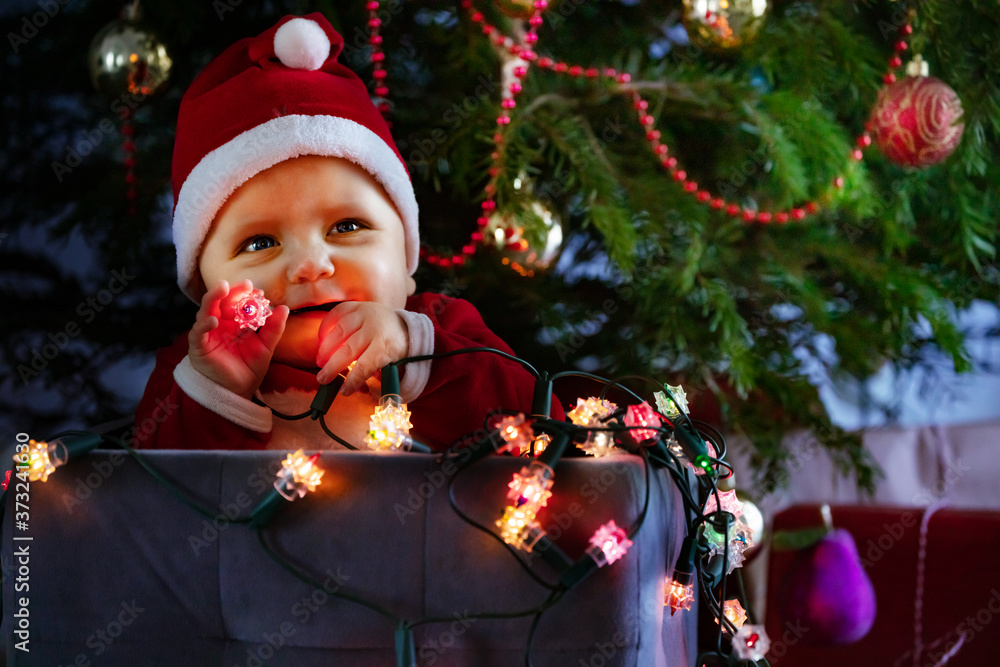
[[191, 314, 219, 338], [198, 280, 230, 320], [257, 305, 288, 352], [317, 301, 361, 341], [316, 315, 363, 368], [188, 315, 220, 355], [340, 343, 384, 397], [316, 337, 363, 387]]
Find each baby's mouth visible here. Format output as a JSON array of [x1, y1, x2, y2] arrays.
[[289, 302, 343, 316]]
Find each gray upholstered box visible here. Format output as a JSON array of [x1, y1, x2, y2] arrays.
[[2, 450, 695, 666]]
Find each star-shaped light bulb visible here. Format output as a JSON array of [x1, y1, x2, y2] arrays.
[[569, 397, 621, 457], [496, 413, 533, 456], [654, 384, 688, 418], [703, 516, 754, 574], [507, 461, 554, 510], [234, 288, 272, 330], [13, 434, 103, 483], [587, 520, 632, 567], [703, 489, 745, 520], [531, 432, 551, 457], [497, 505, 544, 551], [733, 624, 770, 661], [624, 401, 661, 443], [718, 599, 748, 632], [664, 577, 695, 615], [249, 449, 326, 527], [583, 431, 618, 457], [364, 394, 413, 451], [567, 397, 617, 427], [274, 449, 324, 500], [18, 439, 68, 482]]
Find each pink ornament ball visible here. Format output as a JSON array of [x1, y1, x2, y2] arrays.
[[869, 75, 964, 168]]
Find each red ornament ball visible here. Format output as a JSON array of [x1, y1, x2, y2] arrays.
[[869, 75, 964, 168]]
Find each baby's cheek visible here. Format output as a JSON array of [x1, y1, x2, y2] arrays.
[[271, 316, 322, 369]]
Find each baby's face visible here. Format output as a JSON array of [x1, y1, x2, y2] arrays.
[[198, 155, 416, 368]]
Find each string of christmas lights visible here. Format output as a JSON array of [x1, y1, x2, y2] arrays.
[[12, 345, 765, 665]]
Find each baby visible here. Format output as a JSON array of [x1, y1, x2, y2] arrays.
[[134, 14, 561, 451]]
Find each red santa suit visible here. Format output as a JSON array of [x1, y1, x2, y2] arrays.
[[134, 293, 563, 451]]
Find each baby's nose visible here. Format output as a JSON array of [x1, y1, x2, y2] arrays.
[[289, 248, 334, 283]]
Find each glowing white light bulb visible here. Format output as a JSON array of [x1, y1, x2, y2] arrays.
[[16, 439, 69, 483], [274, 450, 324, 500], [364, 394, 413, 451]]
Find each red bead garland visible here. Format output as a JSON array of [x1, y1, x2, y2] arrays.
[[367, 1, 917, 271], [366, 1, 390, 120]]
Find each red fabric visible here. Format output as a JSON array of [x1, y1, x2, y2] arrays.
[[172, 13, 405, 204], [765, 504, 1000, 667], [134, 293, 563, 451]]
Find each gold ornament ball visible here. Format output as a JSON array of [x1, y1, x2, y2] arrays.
[[496, 0, 542, 20], [683, 0, 769, 53], [88, 6, 172, 100], [487, 201, 563, 277]]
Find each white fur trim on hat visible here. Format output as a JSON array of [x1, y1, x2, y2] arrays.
[[273, 18, 330, 71], [173, 114, 420, 300]]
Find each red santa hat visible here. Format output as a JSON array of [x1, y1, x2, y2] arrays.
[[171, 13, 419, 301]]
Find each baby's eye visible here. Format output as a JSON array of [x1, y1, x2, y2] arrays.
[[331, 220, 362, 234], [240, 236, 277, 253]]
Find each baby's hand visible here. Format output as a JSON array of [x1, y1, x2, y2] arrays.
[[315, 302, 409, 396], [188, 279, 289, 399]]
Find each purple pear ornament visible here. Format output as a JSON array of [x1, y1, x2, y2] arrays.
[[777, 523, 877, 645]]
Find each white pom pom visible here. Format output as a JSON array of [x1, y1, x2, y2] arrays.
[[273, 18, 331, 71]]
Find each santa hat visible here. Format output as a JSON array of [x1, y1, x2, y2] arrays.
[[171, 13, 419, 301]]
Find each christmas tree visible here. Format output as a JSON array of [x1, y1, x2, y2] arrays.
[[2, 0, 998, 491]]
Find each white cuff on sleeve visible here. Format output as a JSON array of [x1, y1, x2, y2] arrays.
[[395, 309, 434, 403], [173, 355, 273, 433]]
